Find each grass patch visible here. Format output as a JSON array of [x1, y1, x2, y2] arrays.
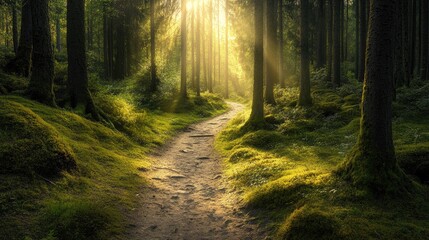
[[216, 81, 429, 239], [0, 72, 227, 239]]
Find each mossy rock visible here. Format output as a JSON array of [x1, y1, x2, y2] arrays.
[[0, 99, 77, 177], [277, 206, 343, 240]]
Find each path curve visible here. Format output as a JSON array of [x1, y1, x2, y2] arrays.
[[127, 102, 268, 240]]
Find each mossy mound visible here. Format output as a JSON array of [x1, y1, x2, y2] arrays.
[[0, 99, 76, 177], [397, 144, 429, 183], [39, 200, 119, 240], [241, 130, 285, 150], [277, 206, 343, 240]]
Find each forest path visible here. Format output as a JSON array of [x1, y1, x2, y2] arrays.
[[127, 102, 269, 240]]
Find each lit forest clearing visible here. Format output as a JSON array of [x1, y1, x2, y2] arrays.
[[0, 0, 429, 239]]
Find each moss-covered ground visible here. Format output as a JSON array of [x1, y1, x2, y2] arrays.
[[216, 80, 429, 240], [0, 71, 227, 240]]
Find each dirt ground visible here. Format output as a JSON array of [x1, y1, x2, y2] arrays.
[[127, 102, 269, 240]]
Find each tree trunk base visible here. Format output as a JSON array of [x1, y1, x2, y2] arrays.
[[336, 146, 420, 197]]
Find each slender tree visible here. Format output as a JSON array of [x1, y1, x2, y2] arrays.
[[265, 0, 277, 104], [180, 0, 187, 98], [11, 1, 18, 54], [316, 0, 326, 69], [5, 0, 32, 77], [27, 0, 55, 106], [225, 0, 229, 98], [247, 0, 264, 125], [326, 0, 333, 81], [420, 0, 428, 81], [298, 0, 312, 106], [67, 0, 99, 119], [339, 0, 410, 194], [208, 0, 213, 93], [332, 0, 341, 87], [358, 0, 367, 82], [150, 0, 159, 92], [196, 1, 201, 97], [279, 0, 285, 88]]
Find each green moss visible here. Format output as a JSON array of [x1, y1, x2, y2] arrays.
[[0, 71, 28, 92], [241, 130, 285, 150], [228, 147, 262, 163], [216, 82, 429, 239], [39, 200, 120, 240], [0, 99, 76, 177], [0, 85, 227, 239], [277, 206, 343, 240]]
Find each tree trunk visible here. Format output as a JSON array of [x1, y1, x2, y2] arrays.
[[358, 0, 367, 82], [339, 0, 410, 194], [196, 1, 201, 97], [67, 0, 99, 120], [27, 0, 55, 106], [247, 0, 265, 125], [298, 0, 312, 106], [150, 0, 159, 92], [180, 0, 187, 98], [225, 0, 229, 98], [208, 0, 213, 93], [12, 3, 18, 54], [191, 6, 195, 90], [326, 0, 333, 81], [6, 0, 32, 77], [420, 0, 428, 81], [354, 0, 359, 78], [114, 17, 126, 80], [333, 0, 341, 87], [265, 0, 277, 104], [316, 0, 326, 69], [56, 17, 61, 52], [279, 0, 285, 87]]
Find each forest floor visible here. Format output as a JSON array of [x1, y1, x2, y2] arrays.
[[127, 102, 270, 240]]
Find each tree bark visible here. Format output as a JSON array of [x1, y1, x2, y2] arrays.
[[333, 0, 341, 87], [298, 0, 312, 106], [150, 0, 159, 92], [12, 2, 18, 54], [279, 0, 285, 88], [265, 0, 277, 104], [208, 0, 213, 93], [420, 0, 428, 81], [316, 0, 326, 69], [67, 0, 99, 120], [225, 0, 229, 98], [196, 1, 201, 97], [326, 0, 333, 81], [6, 0, 32, 77], [339, 0, 410, 194], [180, 0, 187, 98], [27, 0, 55, 106], [247, 0, 265, 125], [358, 0, 367, 82]]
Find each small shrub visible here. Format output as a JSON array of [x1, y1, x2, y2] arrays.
[[0, 99, 77, 177]]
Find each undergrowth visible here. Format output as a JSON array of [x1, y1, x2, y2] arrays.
[[216, 79, 429, 239], [0, 70, 227, 239]]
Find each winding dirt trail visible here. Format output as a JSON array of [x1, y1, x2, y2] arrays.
[[127, 102, 268, 240]]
